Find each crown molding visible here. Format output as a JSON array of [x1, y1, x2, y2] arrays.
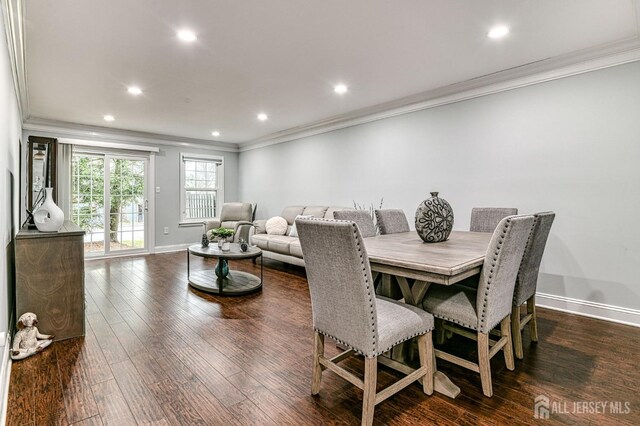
[[22, 118, 240, 153], [2, 0, 28, 119], [239, 36, 640, 152]]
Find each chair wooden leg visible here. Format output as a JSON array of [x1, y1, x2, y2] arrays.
[[417, 333, 434, 395], [362, 357, 377, 426], [477, 332, 493, 397], [311, 331, 324, 395], [511, 305, 524, 360], [436, 319, 446, 345], [527, 296, 538, 342], [501, 316, 515, 371]]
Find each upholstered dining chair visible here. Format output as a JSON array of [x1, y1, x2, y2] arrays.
[[296, 218, 434, 426], [422, 215, 534, 397], [375, 209, 410, 234], [333, 209, 377, 238], [470, 207, 518, 233], [512, 212, 555, 359]]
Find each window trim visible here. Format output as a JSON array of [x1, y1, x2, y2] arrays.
[[179, 152, 224, 224]]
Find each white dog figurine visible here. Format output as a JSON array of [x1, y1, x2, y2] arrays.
[[11, 312, 54, 361]]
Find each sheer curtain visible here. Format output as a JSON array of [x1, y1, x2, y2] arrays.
[[57, 143, 73, 219]]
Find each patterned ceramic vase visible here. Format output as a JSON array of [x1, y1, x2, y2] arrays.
[[415, 192, 454, 243], [33, 187, 64, 232], [201, 234, 209, 247]]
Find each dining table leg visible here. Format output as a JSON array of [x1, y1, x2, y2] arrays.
[[379, 278, 461, 399]]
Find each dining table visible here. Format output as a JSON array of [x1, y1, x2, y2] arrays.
[[364, 230, 493, 399]]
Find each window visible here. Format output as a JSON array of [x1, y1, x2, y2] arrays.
[[180, 153, 224, 223]]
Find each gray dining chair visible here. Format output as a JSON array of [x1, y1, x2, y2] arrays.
[[333, 209, 376, 238], [512, 212, 555, 359], [422, 215, 534, 397], [296, 218, 434, 426], [470, 207, 518, 233], [375, 209, 410, 234]]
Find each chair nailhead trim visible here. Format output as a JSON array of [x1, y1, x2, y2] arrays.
[[478, 218, 511, 333], [433, 313, 476, 330]]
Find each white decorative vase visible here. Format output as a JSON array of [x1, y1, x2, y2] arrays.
[[221, 241, 230, 251], [33, 188, 64, 232]]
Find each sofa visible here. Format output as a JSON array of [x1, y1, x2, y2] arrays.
[[252, 205, 346, 266]]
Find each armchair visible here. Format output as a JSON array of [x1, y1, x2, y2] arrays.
[[204, 202, 254, 240]]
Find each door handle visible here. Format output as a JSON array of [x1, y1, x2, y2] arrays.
[[145, 200, 149, 211]]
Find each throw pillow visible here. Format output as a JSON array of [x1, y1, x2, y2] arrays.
[[265, 216, 288, 235], [288, 215, 313, 237]]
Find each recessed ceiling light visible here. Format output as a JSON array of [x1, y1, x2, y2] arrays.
[[257, 113, 268, 121], [127, 86, 142, 95], [103, 114, 115, 122], [488, 25, 509, 39], [177, 29, 197, 42], [211, 131, 220, 137], [334, 84, 348, 94]]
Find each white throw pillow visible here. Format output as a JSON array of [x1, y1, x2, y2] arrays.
[[288, 215, 313, 237], [265, 216, 288, 235]]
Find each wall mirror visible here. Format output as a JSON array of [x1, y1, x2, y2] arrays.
[[27, 136, 58, 211]]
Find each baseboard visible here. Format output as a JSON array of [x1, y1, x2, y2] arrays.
[[536, 293, 640, 328], [153, 243, 192, 254], [0, 332, 12, 426]]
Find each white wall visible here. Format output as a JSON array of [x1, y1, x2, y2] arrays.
[[0, 6, 21, 344], [21, 130, 240, 250], [239, 61, 640, 313]]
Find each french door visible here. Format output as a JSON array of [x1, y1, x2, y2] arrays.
[[72, 151, 149, 257]]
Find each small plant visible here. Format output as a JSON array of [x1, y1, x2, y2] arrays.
[[353, 197, 384, 221], [207, 227, 234, 241]]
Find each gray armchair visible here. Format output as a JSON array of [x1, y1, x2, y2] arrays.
[[422, 215, 534, 397], [296, 218, 434, 425], [470, 207, 518, 233], [512, 212, 555, 359], [204, 202, 254, 234], [375, 209, 410, 234]]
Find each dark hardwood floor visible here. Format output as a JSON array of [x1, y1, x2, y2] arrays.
[[6, 252, 639, 425]]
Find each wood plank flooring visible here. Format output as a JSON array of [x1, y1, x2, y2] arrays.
[[6, 252, 640, 425]]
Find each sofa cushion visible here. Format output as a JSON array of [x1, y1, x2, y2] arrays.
[[253, 219, 267, 234], [267, 235, 297, 255], [302, 206, 329, 218], [281, 206, 306, 224], [251, 234, 270, 250], [266, 217, 288, 235], [289, 240, 303, 258]]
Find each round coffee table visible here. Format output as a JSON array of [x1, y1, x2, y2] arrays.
[[187, 243, 263, 296]]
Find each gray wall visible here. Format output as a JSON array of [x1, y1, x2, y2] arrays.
[[1, 16, 22, 339], [239, 61, 640, 311], [154, 144, 239, 247], [21, 130, 240, 249]]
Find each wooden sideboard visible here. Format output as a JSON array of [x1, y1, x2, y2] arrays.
[[15, 221, 85, 341]]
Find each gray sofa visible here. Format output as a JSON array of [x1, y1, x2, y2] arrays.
[[252, 205, 346, 266]]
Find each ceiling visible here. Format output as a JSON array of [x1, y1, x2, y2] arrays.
[[23, 0, 640, 145]]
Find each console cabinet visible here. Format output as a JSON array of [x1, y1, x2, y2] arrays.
[[15, 221, 85, 341]]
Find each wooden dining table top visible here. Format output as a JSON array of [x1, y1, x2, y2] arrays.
[[364, 231, 493, 285]]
